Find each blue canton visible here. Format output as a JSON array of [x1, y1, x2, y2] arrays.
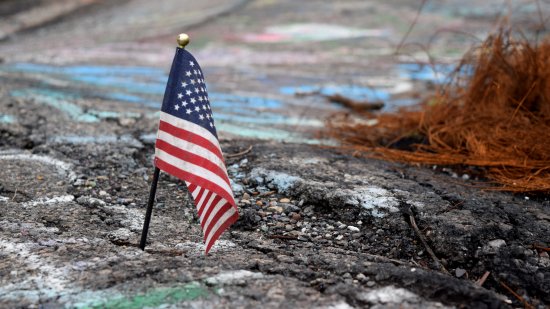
[[161, 48, 217, 138]]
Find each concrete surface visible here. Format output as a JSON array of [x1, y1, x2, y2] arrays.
[[1, 0, 549, 308]]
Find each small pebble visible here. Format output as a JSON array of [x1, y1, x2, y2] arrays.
[[266, 206, 283, 213], [348, 226, 360, 232], [455, 268, 467, 278], [282, 203, 301, 214], [76, 196, 106, 207], [73, 179, 86, 186], [279, 198, 291, 203], [488, 239, 507, 249]]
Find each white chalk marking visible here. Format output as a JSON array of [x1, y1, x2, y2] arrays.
[[0, 151, 76, 181], [22, 195, 75, 207], [205, 270, 263, 285], [0, 240, 70, 302]]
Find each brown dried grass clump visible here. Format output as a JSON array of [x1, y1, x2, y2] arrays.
[[328, 32, 550, 192]]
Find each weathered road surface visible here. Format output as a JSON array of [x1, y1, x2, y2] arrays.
[[1, 0, 549, 308]]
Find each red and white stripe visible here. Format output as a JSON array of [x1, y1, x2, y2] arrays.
[[154, 112, 238, 254]]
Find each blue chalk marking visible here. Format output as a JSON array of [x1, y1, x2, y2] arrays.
[[0, 114, 15, 123], [217, 122, 291, 140], [139, 133, 157, 143], [88, 110, 141, 119], [10, 87, 78, 100], [384, 98, 420, 111], [49, 135, 142, 146], [11, 88, 98, 122], [6, 63, 165, 77], [2, 63, 323, 142], [218, 122, 331, 145], [102, 93, 158, 107], [398, 63, 471, 84], [11, 89, 99, 123], [71, 75, 166, 95], [209, 93, 282, 109], [145, 111, 160, 119], [11, 88, 141, 122], [214, 113, 322, 126], [279, 85, 390, 101], [1, 62, 168, 102]]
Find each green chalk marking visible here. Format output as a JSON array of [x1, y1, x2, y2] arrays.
[[10, 88, 141, 123], [11, 88, 99, 123], [79, 282, 209, 309]]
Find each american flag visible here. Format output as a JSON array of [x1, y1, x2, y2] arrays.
[[154, 47, 238, 254]]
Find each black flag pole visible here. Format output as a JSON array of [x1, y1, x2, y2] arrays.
[[139, 33, 191, 251], [140, 167, 160, 250]]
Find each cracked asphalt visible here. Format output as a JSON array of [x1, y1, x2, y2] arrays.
[[1, 0, 549, 308]]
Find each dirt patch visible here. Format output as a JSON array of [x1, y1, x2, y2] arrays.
[[327, 31, 550, 193]]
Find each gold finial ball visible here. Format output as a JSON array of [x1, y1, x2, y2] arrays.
[[177, 33, 190, 48]]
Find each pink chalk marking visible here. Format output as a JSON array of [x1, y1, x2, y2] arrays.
[[238, 33, 291, 43]]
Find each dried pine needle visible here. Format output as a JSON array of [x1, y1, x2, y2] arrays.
[[328, 31, 550, 193]]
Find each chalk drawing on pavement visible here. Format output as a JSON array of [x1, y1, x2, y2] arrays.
[[1, 62, 325, 142], [238, 23, 390, 43], [0, 114, 15, 123]]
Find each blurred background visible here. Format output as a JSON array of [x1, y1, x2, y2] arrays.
[[0, 0, 547, 145]]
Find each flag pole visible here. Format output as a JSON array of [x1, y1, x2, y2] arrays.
[[139, 33, 191, 250], [140, 167, 160, 250]]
